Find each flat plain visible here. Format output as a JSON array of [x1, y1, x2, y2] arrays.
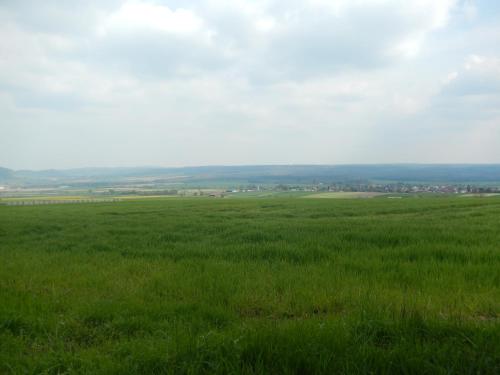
[[303, 192, 386, 199], [0, 197, 499, 374]]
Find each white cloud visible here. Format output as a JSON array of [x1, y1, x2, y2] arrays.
[[99, 1, 205, 35]]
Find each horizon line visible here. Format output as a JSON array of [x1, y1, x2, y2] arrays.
[[4, 163, 500, 172]]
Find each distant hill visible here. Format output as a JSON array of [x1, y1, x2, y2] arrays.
[[2, 164, 500, 187], [0, 167, 13, 182]]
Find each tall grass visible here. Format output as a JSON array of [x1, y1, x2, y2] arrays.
[[0, 197, 499, 373]]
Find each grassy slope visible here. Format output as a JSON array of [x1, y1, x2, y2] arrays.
[[0, 198, 499, 374]]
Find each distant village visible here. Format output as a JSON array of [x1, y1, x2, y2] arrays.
[[271, 182, 500, 194], [98, 182, 500, 196], [2, 182, 500, 201]]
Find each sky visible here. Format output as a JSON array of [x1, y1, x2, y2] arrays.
[[1, 0, 500, 170]]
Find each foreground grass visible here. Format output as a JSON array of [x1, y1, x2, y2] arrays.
[[0, 197, 499, 374]]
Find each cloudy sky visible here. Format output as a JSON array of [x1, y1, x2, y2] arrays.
[[1, 0, 499, 169]]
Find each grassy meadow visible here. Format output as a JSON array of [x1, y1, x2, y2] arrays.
[[303, 192, 386, 199], [0, 197, 499, 374]]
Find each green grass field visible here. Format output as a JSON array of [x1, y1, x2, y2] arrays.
[[1, 197, 499, 374], [303, 192, 386, 199]]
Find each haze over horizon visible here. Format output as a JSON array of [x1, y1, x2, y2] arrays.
[[1, 0, 500, 170], [4, 162, 500, 174]]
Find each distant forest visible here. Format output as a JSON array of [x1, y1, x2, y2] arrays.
[[2, 165, 500, 187]]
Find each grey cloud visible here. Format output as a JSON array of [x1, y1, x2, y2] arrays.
[[266, 5, 408, 73], [87, 32, 230, 79], [430, 59, 500, 124], [0, 0, 119, 35], [0, 85, 85, 111], [0, 0, 467, 87], [441, 72, 500, 96], [9, 0, 449, 83]]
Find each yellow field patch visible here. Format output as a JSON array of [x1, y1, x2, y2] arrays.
[[0, 196, 86, 202]]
